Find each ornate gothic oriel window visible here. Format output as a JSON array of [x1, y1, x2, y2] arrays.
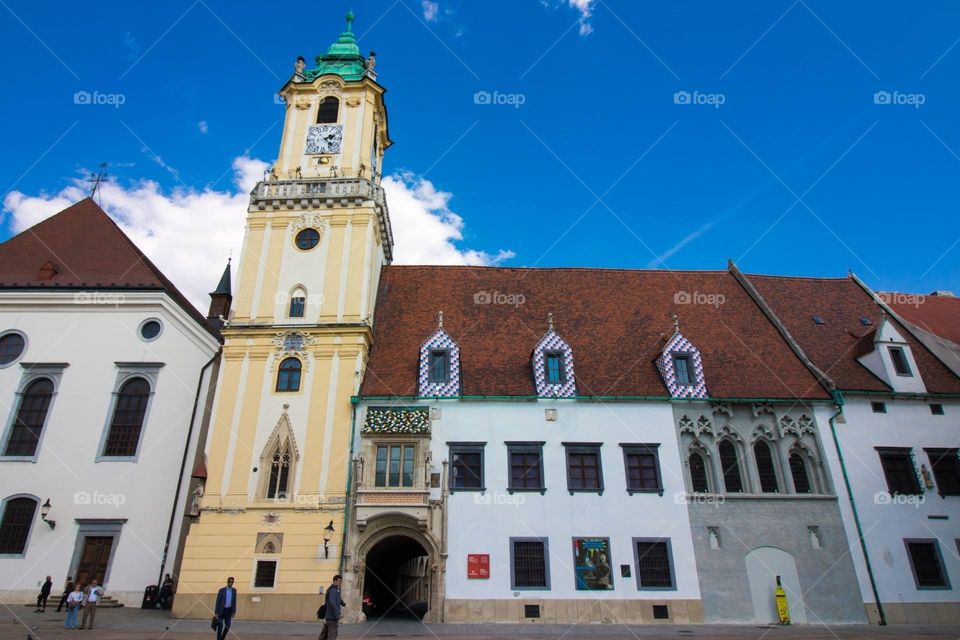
[[266, 445, 293, 499]]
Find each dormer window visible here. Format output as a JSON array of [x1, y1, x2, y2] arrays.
[[317, 96, 339, 123], [429, 349, 450, 383], [888, 346, 912, 376], [673, 355, 693, 386], [545, 351, 565, 384], [657, 330, 708, 399]]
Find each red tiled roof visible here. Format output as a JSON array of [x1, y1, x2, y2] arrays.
[[748, 275, 960, 394], [360, 266, 831, 400], [0, 198, 215, 335], [886, 293, 960, 346]]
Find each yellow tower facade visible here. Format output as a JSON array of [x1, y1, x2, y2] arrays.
[[174, 13, 392, 621]]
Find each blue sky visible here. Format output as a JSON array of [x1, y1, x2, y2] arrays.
[[2, 0, 959, 299]]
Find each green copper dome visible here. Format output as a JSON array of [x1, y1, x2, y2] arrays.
[[303, 11, 369, 82]]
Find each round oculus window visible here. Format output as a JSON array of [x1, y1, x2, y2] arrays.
[[0, 332, 26, 365], [295, 228, 321, 250], [140, 319, 162, 341]]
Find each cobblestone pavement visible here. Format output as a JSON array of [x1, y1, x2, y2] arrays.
[[4, 607, 960, 640]]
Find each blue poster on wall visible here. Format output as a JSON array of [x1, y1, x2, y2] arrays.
[[573, 537, 613, 590]]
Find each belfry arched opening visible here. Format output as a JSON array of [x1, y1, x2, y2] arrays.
[[361, 535, 430, 620]]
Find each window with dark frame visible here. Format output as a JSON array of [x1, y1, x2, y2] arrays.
[[889, 346, 913, 376], [634, 539, 675, 589], [0, 497, 37, 554], [565, 444, 602, 493], [276, 358, 302, 392], [673, 355, 694, 386], [905, 540, 949, 589], [689, 451, 710, 493], [316, 96, 339, 124], [545, 351, 565, 384], [508, 443, 545, 492], [789, 452, 813, 494], [754, 440, 780, 493], [718, 440, 744, 493], [102, 377, 151, 457], [374, 445, 415, 488], [622, 444, 663, 494], [3, 378, 54, 457], [428, 350, 449, 383], [871, 401, 887, 414], [878, 448, 921, 495], [254, 560, 278, 588], [0, 333, 25, 365], [449, 443, 484, 490], [926, 448, 960, 496], [289, 296, 306, 318], [265, 444, 292, 500], [510, 538, 548, 589], [930, 403, 945, 416]]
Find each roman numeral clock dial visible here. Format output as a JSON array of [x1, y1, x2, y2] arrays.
[[305, 124, 343, 154]]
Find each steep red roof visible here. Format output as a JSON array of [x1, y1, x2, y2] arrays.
[[885, 293, 960, 346], [0, 198, 214, 335], [360, 266, 830, 400], [748, 275, 960, 394]]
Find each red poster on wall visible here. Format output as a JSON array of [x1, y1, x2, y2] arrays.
[[467, 554, 490, 579]]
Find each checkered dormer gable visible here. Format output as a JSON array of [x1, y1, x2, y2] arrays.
[[418, 328, 461, 397], [657, 332, 708, 399], [532, 330, 577, 398]]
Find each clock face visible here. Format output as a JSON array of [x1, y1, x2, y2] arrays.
[[305, 124, 343, 155]]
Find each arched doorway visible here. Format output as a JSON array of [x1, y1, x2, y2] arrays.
[[362, 535, 430, 620]]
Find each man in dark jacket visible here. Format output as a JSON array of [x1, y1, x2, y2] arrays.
[[319, 575, 344, 640], [214, 577, 236, 640], [34, 576, 52, 612], [54, 576, 74, 612]]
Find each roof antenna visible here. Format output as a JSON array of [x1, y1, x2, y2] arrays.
[[548, 312, 554, 331], [437, 310, 444, 329], [87, 162, 109, 206]]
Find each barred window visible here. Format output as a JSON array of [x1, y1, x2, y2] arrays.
[[254, 560, 278, 588], [634, 539, 675, 589], [511, 538, 549, 589], [102, 377, 150, 457], [718, 440, 743, 493], [3, 378, 54, 457], [905, 540, 949, 589], [754, 440, 779, 493], [877, 448, 921, 495], [0, 497, 37, 555], [622, 444, 662, 493], [316, 97, 339, 124]]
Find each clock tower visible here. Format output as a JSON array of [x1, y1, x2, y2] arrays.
[[173, 12, 392, 621]]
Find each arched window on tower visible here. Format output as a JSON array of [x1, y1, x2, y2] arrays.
[[790, 451, 813, 494], [3, 378, 54, 457], [753, 440, 780, 493], [317, 97, 339, 124], [265, 441, 294, 500], [276, 358, 302, 392], [718, 440, 744, 493]]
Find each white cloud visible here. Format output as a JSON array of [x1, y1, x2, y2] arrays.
[[198, 120, 209, 134], [569, 0, 594, 35], [422, 0, 439, 21], [2, 160, 510, 313]]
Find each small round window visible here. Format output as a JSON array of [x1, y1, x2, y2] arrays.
[[295, 228, 320, 250], [140, 319, 162, 341], [0, 332, 26, 366]]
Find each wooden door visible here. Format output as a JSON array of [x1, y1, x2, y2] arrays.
[[75, 536, 113, 587]]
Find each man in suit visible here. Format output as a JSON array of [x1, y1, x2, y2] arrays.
[[214, 577, 236, 640], [319, 575, 344, 640], [34, 576, 52, 612], [55, 576, 74, 612]]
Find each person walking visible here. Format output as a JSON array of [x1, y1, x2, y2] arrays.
[[34, 576, 52, 612], [55, 576, 74, 612], [318, 575, 345, 640], [158, 573, 174, 610], [79, 579, 104, 630], [213, 577, 236, 640], [64, 583, 83, 629]]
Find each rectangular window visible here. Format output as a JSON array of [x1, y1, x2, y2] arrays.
[[905, 540, 950, 589], [508, 442, 545, 492], [871, 401, 887, 414], [564, 443, 603, 493], [621, 444, 663, 494], [930, 403, 945, 415], [926, 448, 960, 496], [254, 560, 277, 588], [510, 538, 549, 589], [877, 447, 921, 495], [428, 350, 449, 383], [449, 443, 484, 491], [545, 351, 565, 384], [889, 346, 913, 376], [634, 538, 676, 590], [673, 355, 693, 386], [289, 297, 305, 318], [375, 445, 415, 487]]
